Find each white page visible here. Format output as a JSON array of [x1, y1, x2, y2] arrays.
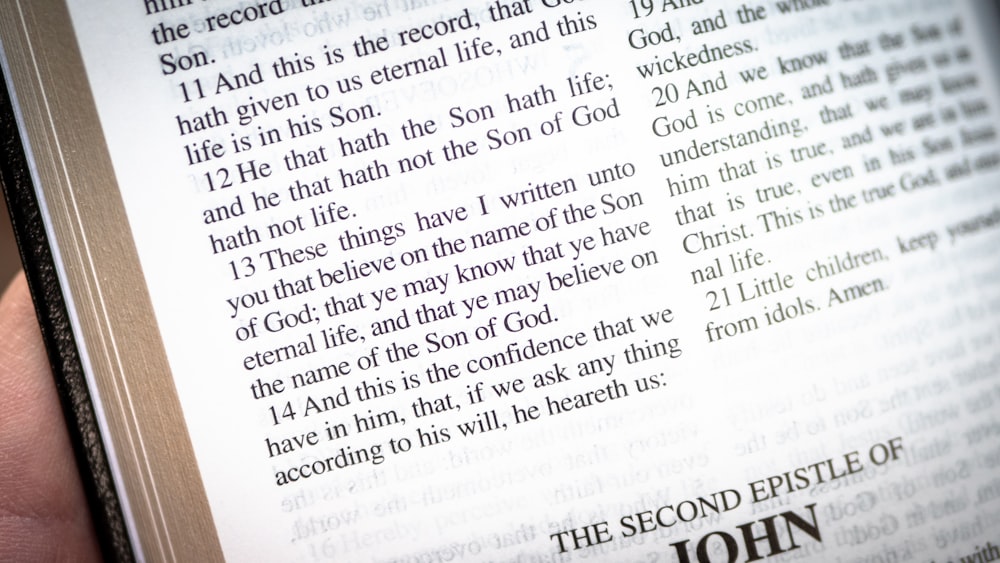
[[60, 0, 1000, 560]]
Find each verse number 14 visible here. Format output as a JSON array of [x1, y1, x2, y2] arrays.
[[269, 402, 296, 425]]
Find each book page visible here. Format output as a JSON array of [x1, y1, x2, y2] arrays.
[[51, 0, 1000, 560]]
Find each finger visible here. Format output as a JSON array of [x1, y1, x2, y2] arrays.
[[0, 271, 101, 561]]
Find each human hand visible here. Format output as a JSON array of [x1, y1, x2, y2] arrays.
[[0, 272, 101, 561]]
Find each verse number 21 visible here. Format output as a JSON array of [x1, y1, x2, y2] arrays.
[[706, 287, 732, 311]]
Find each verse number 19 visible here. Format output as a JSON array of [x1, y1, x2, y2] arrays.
[[629, 0, 656, 18]]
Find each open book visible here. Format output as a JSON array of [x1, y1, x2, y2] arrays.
[[2, 0, 999, 560]]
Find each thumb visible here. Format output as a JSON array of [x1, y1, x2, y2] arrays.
[[0, 271, 101, 561]]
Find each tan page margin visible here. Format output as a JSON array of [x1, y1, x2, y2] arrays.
[[0, 2, 223, 561]]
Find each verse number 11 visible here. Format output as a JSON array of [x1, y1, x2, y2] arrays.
[[179, 78, 205, 102]]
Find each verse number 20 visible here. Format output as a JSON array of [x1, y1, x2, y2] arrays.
[[652, 83, 679, 106]]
